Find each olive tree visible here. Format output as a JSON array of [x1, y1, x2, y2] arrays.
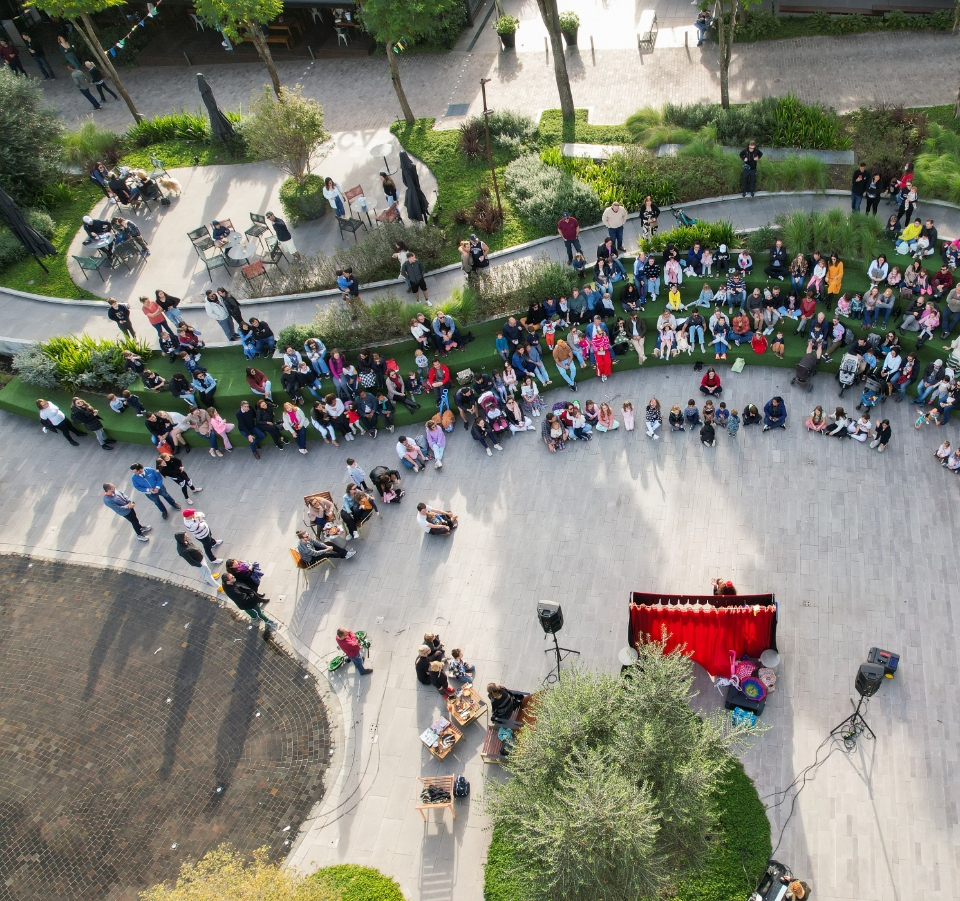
[[714, 0, 761, 109]]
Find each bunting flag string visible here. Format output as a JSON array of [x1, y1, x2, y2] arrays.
[[108, 0, 165, 56]]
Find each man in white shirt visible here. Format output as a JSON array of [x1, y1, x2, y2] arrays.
[[601, 201, 628, 253], [416, 503, 458, 536], [182, 508, 223, 563]]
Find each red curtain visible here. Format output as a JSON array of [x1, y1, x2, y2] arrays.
[[630, 604, 776, 677]]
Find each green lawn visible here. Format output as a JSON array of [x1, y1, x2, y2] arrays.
[[0, 250, 942, 445]]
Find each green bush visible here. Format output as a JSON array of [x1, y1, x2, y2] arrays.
[[126, 111, 211, 147], [639, 221, 738, 253], [14, 334, 151, 393], [0, 67, 64, 205], [845, 105, 925, 180], [279, 174, 328, 223], [24, 208, 55, 239], [306, 864, 406, 901], [487, 110, 538, 154], [62, 121, 123, 171], [736, 10, 778, 39], [0, 232, 27, 270], [744, 224, 780, 256], [775, 208, 882, 260], [761, 155, 830, 192], [75, 22, 147, 66], [505, 154, 601, 233], [772, 94, 848, 150], [471, 255, 578, 318], [913, 123, 960, 204]]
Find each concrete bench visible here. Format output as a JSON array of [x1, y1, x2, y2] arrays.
[[637, 9, 658, 51], [560, 142, 626, 162]]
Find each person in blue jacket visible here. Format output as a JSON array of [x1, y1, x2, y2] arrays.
[[763, 396, 787, 431], [129, 462, 182, 518]]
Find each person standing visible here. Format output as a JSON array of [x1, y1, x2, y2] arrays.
[[36, 398, 85, 445], [182, 508, 223, 562], [130, 462, 181, 519], [70, 398, 115, 450], [216, 287, 246, 333], [67, 64, 101, 110], [157, 451, 201, 500], [0, 39, 26, 76], [222, 573, 277, 637], [601, 201, 628, 253], [141, 295, 175, 343], [400, 251, 430, 306], [851, 162, 870, 212], [102, 483, 152, 541], [57, 35, 81, 68], [107, 298, 136, 339], [22, 33, 54, 79], [83, 59, 118, 102], [739, 141, 763, 198], [336, 627, 373, 675], [266, 211, 301, 262], [175, 531, 219, 587], [557, 212, 582, 264], [203, 289, 239, 341]]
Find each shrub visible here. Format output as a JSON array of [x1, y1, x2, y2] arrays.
[[484, 638, 759, 901], [471, 254, 578, 318], [761, 155, 830, 192], [505, 154, 601, 233], [458, 118, 486, 159], [559, 11, 580, 31], [913, 123, 960, 204], [0, 67, 64, 204], [496, 14, 519, 33], [24, 209, 55, 239], [279, 174, 328, 223], [453, 186, 504, 234], [126, 111, 210, 146], [37, 180, 79, 211], [640, 221, 738, 253], [62, 122, 123, 171], [0, 231, 27, 270], [245, 85, 330, 184], [14, 334, 150, 393], [775, 208, 882, 260], [744, 224, 781, 256], [772, 94, 848, 150], [736, 10, 778, 39], [487, 110, 538, 154]]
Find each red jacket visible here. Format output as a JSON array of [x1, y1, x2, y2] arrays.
[[336, 631, 361, 657], [799, 297, 817, 319], [752, 334, 768, 354], [701, 372, 721, 391], [427, 364, 449, 388]]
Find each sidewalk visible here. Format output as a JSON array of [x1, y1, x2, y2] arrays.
[[2, 190, 958, 352]]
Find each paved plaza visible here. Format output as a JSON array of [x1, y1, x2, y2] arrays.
[[0, 358, 957, 901], [0, 556, 332, 900]]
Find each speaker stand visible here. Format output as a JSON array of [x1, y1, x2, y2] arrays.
[[830, 695, 875, 748], [543, 631, 580, 684]]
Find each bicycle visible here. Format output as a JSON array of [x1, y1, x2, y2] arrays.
[[328, 630, 371, 671]]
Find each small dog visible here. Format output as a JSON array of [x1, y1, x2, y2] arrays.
[[157, 174, 183, 196], [675, 332, 692, 355]]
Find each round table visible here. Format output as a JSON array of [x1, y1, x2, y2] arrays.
[[225, 234, 250, 265], [89, 233, 115, 257], [370, 142, 395, 176]]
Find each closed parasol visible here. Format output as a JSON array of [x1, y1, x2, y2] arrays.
[[399, 150, 429, 223], [197, 73, 235, 151]]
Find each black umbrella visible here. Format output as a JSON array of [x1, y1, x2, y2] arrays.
[[399, 150, 429, 223], [197, 73, 235, 151], [0, 187, 56, 274]]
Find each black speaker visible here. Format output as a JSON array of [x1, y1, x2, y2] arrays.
[[537, 602, 563, 634], [855, 662, 885, 697]]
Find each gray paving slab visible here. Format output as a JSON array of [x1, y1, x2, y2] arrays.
[[2, 358, 959, 901]]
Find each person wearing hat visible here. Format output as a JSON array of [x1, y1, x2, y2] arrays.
[[415, 643, 443, 684], [468, 233, 490, 270], [266, 211, 301, 262], [913, 359, 948, 404], [714, 243, 730, 274], [557, 211, 582, 264], [82, 215, 111, 241], [182, 508, 223, 562]]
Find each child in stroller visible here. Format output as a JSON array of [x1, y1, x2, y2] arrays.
[[857, 375, 884, 411], [479, 390, 510, 440]]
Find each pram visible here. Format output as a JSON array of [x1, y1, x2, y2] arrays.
[[670, 207, 698, 227], [479, 390, 509, 438], [790, 351, 818, 391], [857, 374, 885, 411], [837, 352, 860, 397]]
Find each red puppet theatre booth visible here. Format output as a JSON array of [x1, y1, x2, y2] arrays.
[[628, 592, 778, 678]]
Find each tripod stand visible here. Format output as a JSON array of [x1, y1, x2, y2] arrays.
[[830, 694, 875, 748], [543, 631, 580, 684]]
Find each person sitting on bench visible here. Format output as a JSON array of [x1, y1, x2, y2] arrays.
[[296, 529, 354, 563], [487, 682, 529, 724]]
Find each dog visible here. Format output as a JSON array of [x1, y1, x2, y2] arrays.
[[675, 332, 692, 356], [157, 174, 183, 196]]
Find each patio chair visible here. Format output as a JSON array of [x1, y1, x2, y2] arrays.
[[188, 226, 215, 256], [199, 247, 227, 281], [343, 185, 364, 211], [377, 203, 402, 225], [72, 254, 110, 283], [111, 240, 142, 271], [336, 215, 368, 243], [245, 212, 270, 250], [148, 156, 168, 179], [261, 238, 288, 269], [241, 259, 267, 287]]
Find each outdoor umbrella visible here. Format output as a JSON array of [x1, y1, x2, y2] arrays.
[[197, 73, 235, 151], [399, 150, 429, 223], [0, 187, 56, 274]]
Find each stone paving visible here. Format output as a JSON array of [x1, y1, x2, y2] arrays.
[[1, 357, 958, 901], [0, 555, 333, 900]]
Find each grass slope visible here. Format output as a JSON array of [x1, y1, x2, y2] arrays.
[[484, 760, 772, 901], [0, 253, 941, 446]]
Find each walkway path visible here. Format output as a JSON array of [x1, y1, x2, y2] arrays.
[[0, 358, 955, 901], [3, 190, 958, 351]]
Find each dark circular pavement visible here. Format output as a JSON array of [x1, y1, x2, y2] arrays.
[[0, 556, 332, 901]]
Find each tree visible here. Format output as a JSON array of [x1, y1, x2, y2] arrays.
[[358, 0, 465, 125], [244, 85, 330, 184], [193, 0, 284, 97], [534, 0, 575, 118], [485, 637, 759, 901], [0, 68, 63, 203], [28, 0, 143, 123], [714, 0, 760, 109]]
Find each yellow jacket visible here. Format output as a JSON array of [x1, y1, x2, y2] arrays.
[[667, 287, 682, 310], [826, 262, 843, 294], [900, 222, 922, 242]]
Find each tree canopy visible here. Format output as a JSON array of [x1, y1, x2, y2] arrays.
[[245, 85, 330, 184], [485, 638, 759, 901], [192, 0, 283, 42], [357, 0, 462, 43]]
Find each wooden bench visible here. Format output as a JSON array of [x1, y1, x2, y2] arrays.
[[416, 775, 456, 822], [481, 694, 539, 769], [637, 9, 658, 51]]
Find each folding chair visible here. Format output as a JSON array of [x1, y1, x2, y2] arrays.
[[188, 226, 214, 256], [336, 215, 368, 243], [148, 155, 168, 179], [245, 212, 270, 250], [72, 254, 110, 282], [241, 259, 267, 287], [261, 238, 287, 269], [111, 240, 142, 271], [199, 247, 227, 281]]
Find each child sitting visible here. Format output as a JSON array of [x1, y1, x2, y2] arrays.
[[806, 405, 828, 433], [449, 648, 476, 683], [683, 399, 701, 430], [667, 284, 683, 311], [715, 401, 730, 427], [654, 328, 677, 358], [406, 371, 423, 396], [947, 448, 960, 471], [714, 244, 730, 273], [668, 404, 684, 431], [700, 420, 716, 446], [935, 440, 952, 464], [771, 332, 785, 359], [702, 399, 716, 423], [572, 253, 587, 278], [727, 408, 741, 436], [742, 404, 761, 426], [701, 246, 714, 276], [495, 331, 509, 362], [836, 294, 851, 316], [622, 400, 635, 431]]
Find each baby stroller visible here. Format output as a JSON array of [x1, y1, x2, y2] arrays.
[[790, 352, 818, 391], [857, 374, 885, 411], [837, 352, 860, 397], [670, 207, 698, 227], [479, 390, 510, 439]]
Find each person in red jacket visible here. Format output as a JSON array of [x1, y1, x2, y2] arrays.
[[751, 332, 768, 355], [427, 359, 450, 405], [336, 628, 373, 675], [795, 291, 818, 335], [932, 265, 954, 300], [699, 367, 722, 396]]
